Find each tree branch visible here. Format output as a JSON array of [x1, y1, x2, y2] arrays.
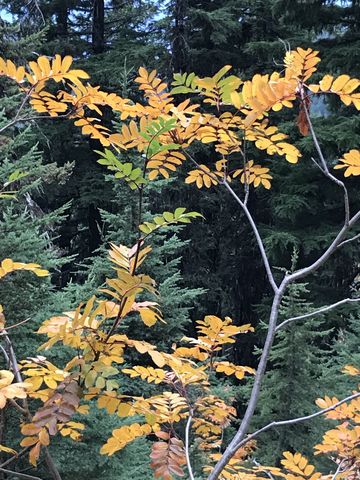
[[276, 297, 360, 331], [208, 116, 360, 480], [207, 287, 284, 480], [0, 467, 43, 480], [222, 180, 279, 293], [181, 149, 278, 293], [302, 91, 350, 225], [337, 232, 360, 249], [331, 460, 346, 480], [289, 209, 360, 284], [209, 392, 359, 479], [185, 412, 195, 480], [2, 332, 62, 480], [0, 447, 30, 468], [0, 111, 73, 135]]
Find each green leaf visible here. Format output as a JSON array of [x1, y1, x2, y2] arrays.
[[139, 208, 203, 236], [213, 65, 232, 83], [97, 149, 147, 189], [163, 211, 174, 222]]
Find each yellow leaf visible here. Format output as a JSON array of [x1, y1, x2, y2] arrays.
[[61, 56, 73, 73], [0, 444, 17, 455], [331, 74, 350, 92], [149, 350, 165, 368], [117, 403, 132, 417]]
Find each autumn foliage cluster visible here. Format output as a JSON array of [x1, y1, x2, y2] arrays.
[[0, 47, 359, 480]]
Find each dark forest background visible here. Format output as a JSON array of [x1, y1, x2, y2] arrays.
[[0, 1, 359, 478]]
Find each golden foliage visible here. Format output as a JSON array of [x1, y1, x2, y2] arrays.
[[334, 149, 360, 177], [233, 161, 272, 190], [100, 423, 153, 455], [284, 47, 321, 82], [214, 361, 256, 380], [1, 48, 359, 193], [309, 74, 360, 109], [1, 49, 360, 478], [0, 259, 48, 279], [0, 370, 28, 408], [185, 165, 221, 188]]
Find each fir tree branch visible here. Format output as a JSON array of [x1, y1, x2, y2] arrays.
[[276, 297, 360, 331]]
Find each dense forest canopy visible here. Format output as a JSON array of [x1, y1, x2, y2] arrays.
[[0, 1, 359, 479]]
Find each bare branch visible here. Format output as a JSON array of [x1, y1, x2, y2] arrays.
[[0, 467, 43, 480], [207, 287, 284, 480], [8, 398, 27, 415], [0, 344, 10, 366], [0, 447, 30, 468], [222, 180, 279, 293], [276, 297, 360, 331], [209, 392, 359, 479], [0, 111, 74, 135], [332, 460, 346, 480], [3, 318, 31, 331], [289, 209, 360, 284], [337, 232, 360, 249], [302, 91, 350, 225], [185, 413, 195, 480]]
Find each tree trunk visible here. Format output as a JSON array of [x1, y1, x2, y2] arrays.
[[92, 0, 105, 53], [171, 0, 188, 73], [56, 0, 68, 37]]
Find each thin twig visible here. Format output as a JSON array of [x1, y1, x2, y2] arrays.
[[253, 458, 275, 480], [276, 297, 360, 331], [302, 90, 350, 226], [0, 447, 30, 468], [331, 460, 346, 480], [0, 112, 73, 135], [1, 318, 31, 331], [8, 399, 27, 415], [219, 392, 360, 460], [289, 208, 360, 283], [337, 232, 360, 249], [222, 180, 279, 293], [0, 467, 43, 480], [0, 345, 10, 366]]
